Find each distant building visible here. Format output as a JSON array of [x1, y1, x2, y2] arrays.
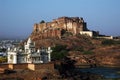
[[80, 31, 93, 37], [0, 52, 7, 57], [7, 38, 52, 64], [96, 36, 113, 39]]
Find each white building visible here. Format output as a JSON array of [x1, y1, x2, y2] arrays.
[[96, 36, 113, 39], [7, 38, 52, 64], [80, 31, 93, 37]]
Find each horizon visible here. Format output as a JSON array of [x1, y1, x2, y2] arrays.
[[0, 0, 120, 39]]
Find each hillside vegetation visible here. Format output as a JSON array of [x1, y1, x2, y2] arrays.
[[30, 33, 120, 67]]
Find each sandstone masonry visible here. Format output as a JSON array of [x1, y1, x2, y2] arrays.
[[31, 16, 88, 40]]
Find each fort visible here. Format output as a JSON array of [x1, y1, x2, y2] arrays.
[[31, 16, 89, 40]]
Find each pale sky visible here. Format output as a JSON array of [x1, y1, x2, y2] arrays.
[[0, 0, 120, 39]]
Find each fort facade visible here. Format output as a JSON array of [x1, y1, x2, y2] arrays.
[[31, 16, 88, 40]]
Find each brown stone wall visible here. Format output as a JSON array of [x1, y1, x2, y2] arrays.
[[33, 17, 87, 33], [0, 63, 55, 71], [12, 64, 28, 69], [31, 16, 88, 40], [28, 64, 35, 70], [33, 24, 38, 32], [0, 64, 9, 69], [7, 64, 28, 69], [34, 63, 54, 70], [8, 64, 13, 69]]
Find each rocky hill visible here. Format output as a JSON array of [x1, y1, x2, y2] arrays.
[[28, 16, 120, 67], [1, 17, 120, 80], [30, 33, 120, 67]]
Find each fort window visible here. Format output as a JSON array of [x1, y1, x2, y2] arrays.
[[36, 28, 38, 32]]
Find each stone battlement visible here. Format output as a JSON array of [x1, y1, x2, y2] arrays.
[[31, 16, 88, 40]]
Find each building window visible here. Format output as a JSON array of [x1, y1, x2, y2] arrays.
[[10, 55, 13, 60], [23, 58, 25, 61]]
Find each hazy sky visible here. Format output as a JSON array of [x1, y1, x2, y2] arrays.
[[0, 0, 120, 39]]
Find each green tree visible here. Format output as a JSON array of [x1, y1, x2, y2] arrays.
[[40, 20, 45, 24], [0, 57, 7, 63], [0, 48, 7, 52], [51, 45, 68, 60], [102, 39, 120, 45], [61, 29, 66, 36]]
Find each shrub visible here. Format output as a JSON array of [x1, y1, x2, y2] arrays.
[[102, 39, 120, 45], [83, 50, 94, 55], [40, 20, 45, 24], [74, 46, 84, 52], [0, 57, 7, 63], [62, 32, 73, 38], [0, 48, 7, 52], [51, 45, 68, 60]]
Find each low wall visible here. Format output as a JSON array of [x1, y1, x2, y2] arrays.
[[0, 64, 9, 69], [96, 36, 113, 39], [28, 64, 35, 70], [8, 64, 13, 69], [0, 63, 55, 71], [12, 64, 28, 70]]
